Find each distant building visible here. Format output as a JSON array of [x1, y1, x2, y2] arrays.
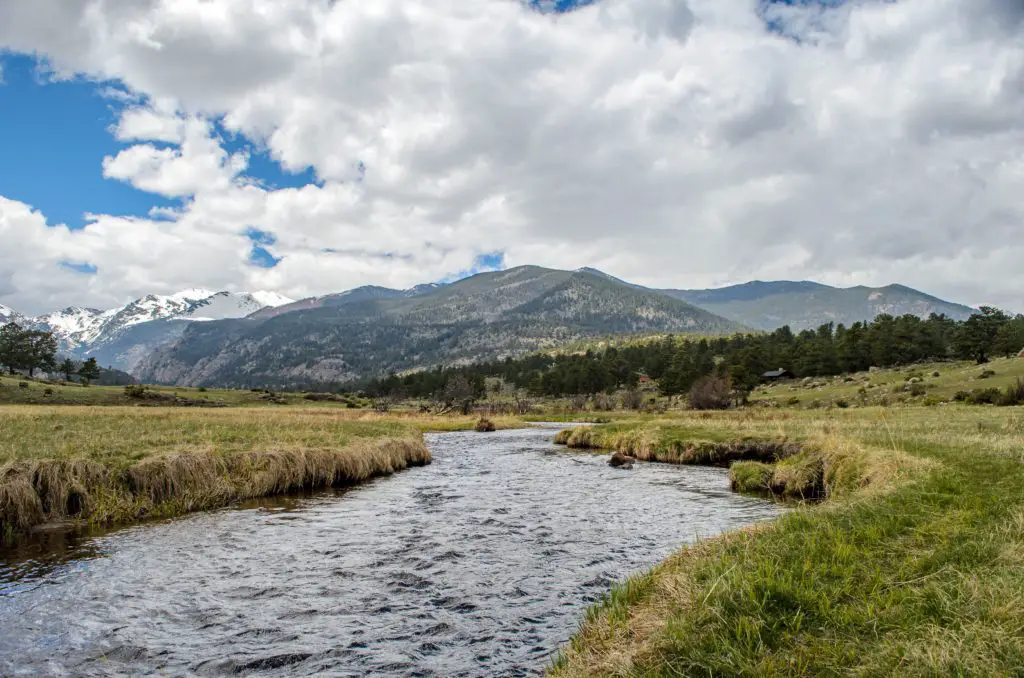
[[762, 368, 794, 380]]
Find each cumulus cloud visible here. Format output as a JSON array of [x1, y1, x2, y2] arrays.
[[0, 0, 1022, 315]]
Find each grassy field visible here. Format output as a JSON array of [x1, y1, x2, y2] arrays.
[[551, 407, 1024, 675], [0, 373, 377, 407], [752, 355, 1024, 408], [0, 406, 529, 542]]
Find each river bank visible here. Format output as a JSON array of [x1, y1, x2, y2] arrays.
[[0, 407, 475, 542], [551, 407, 1024, 675]]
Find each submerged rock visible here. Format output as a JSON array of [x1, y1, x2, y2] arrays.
[[608, 452, 636, 469]]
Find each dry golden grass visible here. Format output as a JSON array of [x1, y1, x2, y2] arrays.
[[0, 406, 446, 541]]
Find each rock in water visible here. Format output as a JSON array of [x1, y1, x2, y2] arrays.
[[608, 452, 636, 469]]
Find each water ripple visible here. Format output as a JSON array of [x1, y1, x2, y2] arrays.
[[0, 427, 780, 676]]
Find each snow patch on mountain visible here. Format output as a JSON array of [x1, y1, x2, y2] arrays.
[[2, 289, 297, 366], [249, 291, 294, 308], [0, 303, 25, 325]]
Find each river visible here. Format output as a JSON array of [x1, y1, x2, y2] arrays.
[[0, 426, 780, 677]]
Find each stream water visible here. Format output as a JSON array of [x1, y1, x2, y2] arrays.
[[0, 426, 780, 677]]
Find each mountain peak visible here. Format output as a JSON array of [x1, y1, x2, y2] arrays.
[[248, 290, 294, 308]]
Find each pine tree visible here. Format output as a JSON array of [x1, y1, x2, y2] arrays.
[[60, 358, 77, 382], [0, 322, 27, 374], [78, 357, 101, 386]]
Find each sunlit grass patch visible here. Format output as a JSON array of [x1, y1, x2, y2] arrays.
[[551, 407, 1024, 676]]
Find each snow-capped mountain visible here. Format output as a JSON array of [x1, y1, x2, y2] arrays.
[[0, 303, 25, 326], [30, 289, 294, 350], [0, 290, 294, 373]]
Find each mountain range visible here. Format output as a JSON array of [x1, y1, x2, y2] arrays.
[[0, 267, 976, 386], [136, 267, 741, 387], [2, 290, 294, 373], [659, 280, 975, 332]]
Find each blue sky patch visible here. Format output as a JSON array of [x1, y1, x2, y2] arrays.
[[0, 53, 177, 229], [0, 53, 320, 231], [248, 245, 282, 268], [440, 252, 507, 283], [58, 260, 98, 275], [244, 226, 277, 246], [527, 0, 597, 13]]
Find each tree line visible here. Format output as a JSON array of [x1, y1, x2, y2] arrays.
[[361, 308, 1024, 400], [0, 323, 102, 384]]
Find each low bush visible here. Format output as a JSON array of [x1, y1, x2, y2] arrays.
[[1000, 379, 1024, 406], [688, 375, 731, 411], [123, 384, 148, 399], [18, 382, 28, 389], [965, 388, 1002, 405]]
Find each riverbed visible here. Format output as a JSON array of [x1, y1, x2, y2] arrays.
[[0, 426, 780, 676]]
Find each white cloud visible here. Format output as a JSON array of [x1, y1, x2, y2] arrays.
[[0, 0, 1023, 315]]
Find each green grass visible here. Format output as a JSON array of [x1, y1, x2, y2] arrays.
[[552, 407, 1024, 676], [752, 356, 1024, 408], [0, 374, 374, 408]]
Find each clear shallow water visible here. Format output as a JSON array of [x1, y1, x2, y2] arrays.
[[0, 426, 780, 677]]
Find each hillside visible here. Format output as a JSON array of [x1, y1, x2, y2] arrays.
[[661, 281, 975, 331], [137, 266, 741, 387]]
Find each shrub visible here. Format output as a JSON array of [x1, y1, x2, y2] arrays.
[[953, 390, 970, 402], [908, 383, 927, 397], [932, 371, 941, 378], [786, 396, 801, 407], [1000, 379, 1024, 407], [568, 394, 588, 411], [923, 396, 942, 407], [18, 382, 28, 389], [124, 384, 148, 399], [198, 387, 207, 393], [591, 393, 615, 411], [978, 369, 996, 380], [474, 418, 496, 432], [688, 375, 732, 410], [835, 399, 850, 409], [620, 389, 643, 411], [42, 387, 54, 397], [965, 388, 1002, 405]]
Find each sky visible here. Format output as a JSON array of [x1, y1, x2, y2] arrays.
[[0, 0, 1022, 316]]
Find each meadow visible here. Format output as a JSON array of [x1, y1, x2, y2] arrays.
[[752, 355, 1024, 408], [551, 406, 1024, 676]]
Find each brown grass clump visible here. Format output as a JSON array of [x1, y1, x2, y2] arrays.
[[475, 417, 497, 432], [0, 412, 431, 543], [0, 464, 45, 538]]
